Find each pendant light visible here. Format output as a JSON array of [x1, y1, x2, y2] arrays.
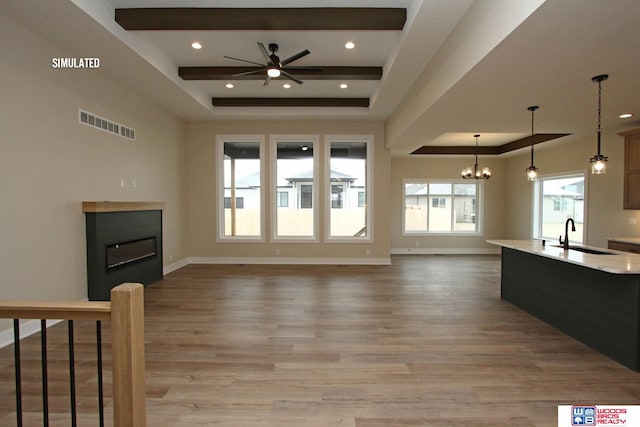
[[525, 105, 539, 180], [590, 74, 609, 174], [461, 134, 491, 179]]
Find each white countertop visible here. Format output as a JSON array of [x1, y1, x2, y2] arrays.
[[487, 239, 640, 274]]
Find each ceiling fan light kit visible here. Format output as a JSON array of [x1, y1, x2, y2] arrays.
[[267, 68, 281, 78]]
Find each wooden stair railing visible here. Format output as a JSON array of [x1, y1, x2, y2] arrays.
[[0, 283, 146, 427]]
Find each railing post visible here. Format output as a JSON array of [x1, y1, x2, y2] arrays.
[[110, 283, 146, 427]]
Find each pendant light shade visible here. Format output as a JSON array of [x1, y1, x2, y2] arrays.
[[525, 105, 539, 181], [590, 74, 609, 174], [461, 134, 491, 180]]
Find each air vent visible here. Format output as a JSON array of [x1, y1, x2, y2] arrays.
[[79, 109, 135, 141]]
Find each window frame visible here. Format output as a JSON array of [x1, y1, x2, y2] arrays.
[[270, 134, 320, 242], [532, 170, 587, 244], [324, 135, 374, 242], [402, 179, 483, 236], [216, 135, 266, 242]]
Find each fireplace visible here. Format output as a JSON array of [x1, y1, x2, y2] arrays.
[[84, 202, 164, 301], [106, 237, 157, 270]]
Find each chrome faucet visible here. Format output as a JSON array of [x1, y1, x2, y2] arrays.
[[559, 218, 576, 250]]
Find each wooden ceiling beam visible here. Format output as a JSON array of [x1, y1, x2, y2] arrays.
[[411, 146, 500, 155], [115, 8, 406, 31], [498, 133, 571, 153], [179, 66, 383, 81], [410, 134, 572, 155], [212, 98, 369, 108]]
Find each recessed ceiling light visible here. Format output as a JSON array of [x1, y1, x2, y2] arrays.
[[225, 83, 234, 89], [339, 83, 348, 89], [191, 41, 202, 50], [283, 83, 291, 89], [345, 41, 355, 49], [620, 113, 633, 119]]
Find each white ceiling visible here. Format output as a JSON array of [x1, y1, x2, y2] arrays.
[[2, 0, 640, 157]]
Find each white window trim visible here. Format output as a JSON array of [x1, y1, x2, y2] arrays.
[[216, 135, 266, 243], [401, 178, 484, 236], [324, 135, 374, 242], [270, 134, 320, 242], [532, 169, 588, 243]]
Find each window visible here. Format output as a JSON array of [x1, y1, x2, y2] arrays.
[[272, 137, 318, 239], [432, 197, 446, 208], [553, 198, 568, 212], [331, 184, 345, 209], [224, 197, 244, 209], [218, 137, 264, 240], [403, 180, 480, 234], [534, 172, 585, 244], [326, 137, 372, 240], [300, 184, 313, 209], [277, 192, 289, 208]]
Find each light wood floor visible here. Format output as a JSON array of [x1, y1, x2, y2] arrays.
[[1, 255, 639, 426]]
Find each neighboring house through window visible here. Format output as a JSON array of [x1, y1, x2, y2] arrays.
[[217, 134, 374, 243], [403, 180, 481, 234], [533, 172, 585, 244], [326, 137, 372, 240], [273, 137, 318, 239], [217, 136, 264, 240]]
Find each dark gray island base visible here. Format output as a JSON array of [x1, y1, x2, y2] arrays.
[[500, 247, 640, 371]]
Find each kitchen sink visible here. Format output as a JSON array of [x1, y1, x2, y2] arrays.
[[551, 245, 614, 255]]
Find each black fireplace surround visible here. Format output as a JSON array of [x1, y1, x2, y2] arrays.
[[85, 204, 163, 301]]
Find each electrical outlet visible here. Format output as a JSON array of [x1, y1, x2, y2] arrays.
[[630, 217, 637, 225]]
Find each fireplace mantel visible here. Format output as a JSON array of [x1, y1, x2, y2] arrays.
[[82, 201, 165, 213]]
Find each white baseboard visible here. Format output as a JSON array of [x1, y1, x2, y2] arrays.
[[188, 256, 392, 265], [163, 258, 190, 275], [0, 319, 63, 349], [390, 247, 501, 255]]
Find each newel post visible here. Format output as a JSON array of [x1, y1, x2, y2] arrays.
[[111, 283, 146, 427]]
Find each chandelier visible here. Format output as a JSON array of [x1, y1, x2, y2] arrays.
[[461, 134, 491, 180]]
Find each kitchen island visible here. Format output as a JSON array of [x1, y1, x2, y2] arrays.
[[488, 240, 640, 371]]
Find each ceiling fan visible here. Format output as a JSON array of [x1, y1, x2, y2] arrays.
[[224, 42, 312, 86]]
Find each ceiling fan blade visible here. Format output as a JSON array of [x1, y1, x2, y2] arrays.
[[257, 42, 272, 65], [281, 70, 304, 85], [263, 76, 272, 86], [223, 55, 266, 67], [281, 49, 310, 66], [232, 69, 265, 77]]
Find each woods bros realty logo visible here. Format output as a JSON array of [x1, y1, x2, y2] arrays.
[[558, 405, 640, 426], [51, 57, 100, 69]]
